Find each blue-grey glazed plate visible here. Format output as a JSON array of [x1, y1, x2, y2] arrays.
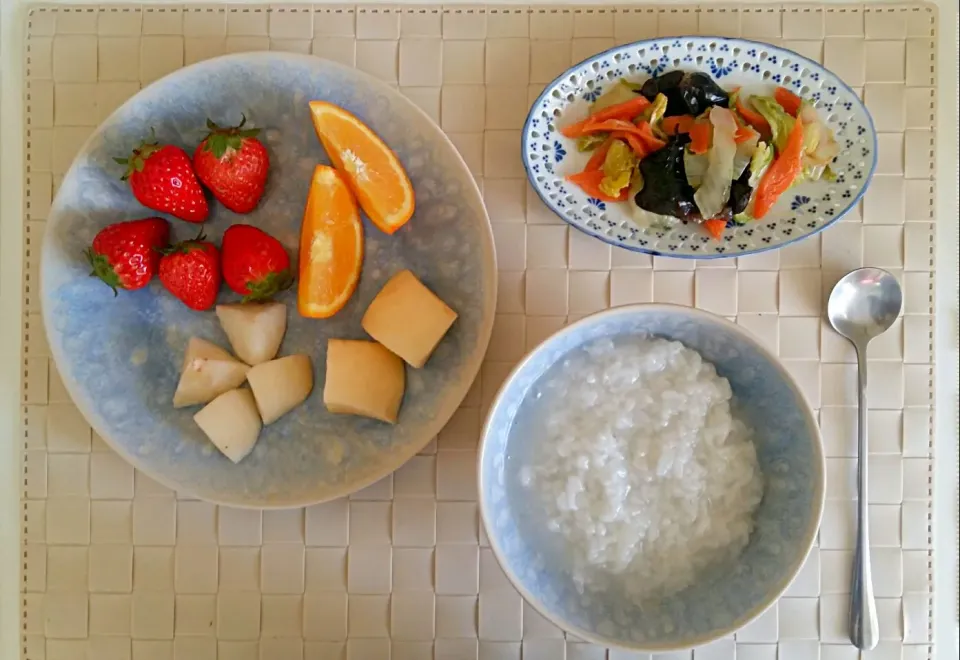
[[522, 36, 877, 258], [479, 304, 826, 651], [41, 52, 496, 507]]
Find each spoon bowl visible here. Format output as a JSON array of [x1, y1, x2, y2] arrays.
[[827, 268, 903, 345]]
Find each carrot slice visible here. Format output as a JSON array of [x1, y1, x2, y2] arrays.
[[565, 170, 630, 202], [584, 138, 615, 172], [703, 218, 727, 240], [613, 131, 651, 159], [298, 165, 364, 319], [753, 115, 805, 219], [688, 121, 712, 155], [735, 94, 771, 137], [662, 115, 696, 135], [734, 125, 758, 144], [774, 86, 803, 117], [559, 96, 651, 138], [572, 118, 657, 139]]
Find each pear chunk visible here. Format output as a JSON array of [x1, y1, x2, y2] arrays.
[[173, 337, 250, 408], [323, 339, 405, 424], [194, 388, 262, 463], [246, 354, 314, 424], [216, 302, 287, 366], [361, 270, 457, 368]]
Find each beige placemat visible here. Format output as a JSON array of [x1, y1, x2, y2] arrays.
[[21, 4, 938, 659]]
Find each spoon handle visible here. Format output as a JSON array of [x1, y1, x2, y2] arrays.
[[849, 344, 879, 650]]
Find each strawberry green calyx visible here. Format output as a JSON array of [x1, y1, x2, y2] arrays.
[[84, 249, 122, 296], [114, 130, 162, 181], [242, 269, 294, 303], [158, 230, 208, 256], [201, 114, 262, 160]]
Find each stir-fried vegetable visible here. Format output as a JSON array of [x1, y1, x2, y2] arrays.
[[577, 133, 608, 152], [634, 136, 697, 219], [560, 96, 650, 138], [599, 140, 638, 198], [774, 87, 803, 117], [751, 97, 795, 153], [590, 81, 644, 115], [693, 107, 738, 221], [566, 169, 630, 202], [688, 122, 712, 154], [662, 115, 696, 136], [733, 91, 771, 137], [560, 70, 842, 240], [639, 93, 669, 136], [753, 116, 805, 218], [747, 141, 774, 187]]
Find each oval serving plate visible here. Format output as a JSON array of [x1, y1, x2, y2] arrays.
[[41, 52, 496, 507], [522, 37, 877, 258]]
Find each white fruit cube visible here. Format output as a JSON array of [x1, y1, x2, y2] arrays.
[[323, 339, 405, 424], [194, 388, 262, 463], [246, 354, 314, 425], [173, 337, 250, 408], [361, 270, 457, 368]]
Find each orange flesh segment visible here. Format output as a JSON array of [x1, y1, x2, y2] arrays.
[[308, 101, 415, 235], [297, 165, 364, 319]]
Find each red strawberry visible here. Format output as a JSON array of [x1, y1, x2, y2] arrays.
[[116, 135, 209, 223], [221, 224, 293, 302], [158, 236, 221, 311], [85, 217, 170, 294], [193, 116, 270, 214]]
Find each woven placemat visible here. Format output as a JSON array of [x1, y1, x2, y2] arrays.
[[21, 4, 939, 659]]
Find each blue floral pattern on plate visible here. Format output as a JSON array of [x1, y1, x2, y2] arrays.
[[522, 37, 877, 258], [41, 53, 497, 507], [479, 305, 825, 650]]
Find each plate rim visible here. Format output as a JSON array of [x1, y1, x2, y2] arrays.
[[476, 302, 827, 651], [40, 50, 498, 508], [521, 35, 878, 259]]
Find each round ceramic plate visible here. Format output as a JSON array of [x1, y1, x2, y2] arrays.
[[522, 36, 877, 258], [41, 52, 496, 507]]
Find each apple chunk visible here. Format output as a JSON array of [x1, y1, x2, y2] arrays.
[[323, 339, 405, 424], [216, 302, 287, 366], [173, 337, 250, 408], [194, 388, 262, 463], [246, 354, 314, 424]]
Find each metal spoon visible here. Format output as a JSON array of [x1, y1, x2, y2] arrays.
[[826, 267, 903, 651]]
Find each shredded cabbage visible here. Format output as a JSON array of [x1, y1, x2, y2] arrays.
[[683, 150, 708, 188], [751, 96, 795, 154], [599, 140, 637, 198], [747, 141, 774, 187], [733, 132, 760, 179], [640, 93, 669, 137], [577, 133, 608, 152], [630, 204, 681, 231], [693, 106, 738, 220]]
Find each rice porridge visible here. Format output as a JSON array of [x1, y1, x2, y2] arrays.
[[517, 336, 764, 602]]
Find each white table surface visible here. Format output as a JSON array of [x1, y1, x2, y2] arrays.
[[0, 2, 956, 659]]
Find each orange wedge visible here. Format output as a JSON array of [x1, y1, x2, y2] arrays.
[[297, 165, 364, 319], [308, 101, 415, 235]]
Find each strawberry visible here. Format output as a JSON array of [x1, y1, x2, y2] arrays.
[[158, 235, 221, 311], [115, 135, 209, 223], [221, 224, 293, 302], [85, 217, 170, 294], [193, 115, 270, 214]]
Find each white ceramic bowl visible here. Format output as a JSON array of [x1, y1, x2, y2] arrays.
[[479, 304, 825, 651]]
